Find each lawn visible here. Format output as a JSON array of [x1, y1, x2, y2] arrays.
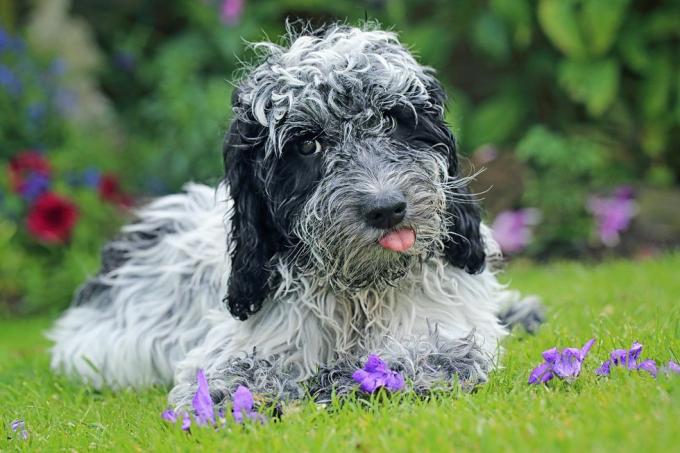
[[2, 255, 680, 451]]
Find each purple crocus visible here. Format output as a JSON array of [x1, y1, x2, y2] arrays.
[[10, 419, 29, 440], [596, 341, 657, 377], [491, 208, 541, 254], [220, 0, 244, 25], [529, 338, 595, 384], [192, 369, 215, 425], [231, 385, 264, 424], [352, 355, 405, 393], [587, 186, 637, 247]]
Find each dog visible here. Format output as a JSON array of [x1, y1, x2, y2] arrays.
[[49, 23, 543, 408]]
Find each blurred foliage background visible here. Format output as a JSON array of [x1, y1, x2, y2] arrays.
[[1, 0, 679, 315]]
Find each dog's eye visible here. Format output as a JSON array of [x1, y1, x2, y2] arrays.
[[297, 139, 322, 156]]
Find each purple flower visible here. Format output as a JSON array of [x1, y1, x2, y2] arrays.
[[529, 338, 595, 384], [192, 369, 215, 425], [352, 355, 405, 393], [587, 187, 637, 246], [161, 408, 191, 431], [473, 145, 498, 164], [220, 0, 244, 25], [636, 359, 658, 378], [232, 385, 264, 423], [161, 409, 177, 423], [10, 419, 28, 440], [596, 341, 657, 377], [668, 361, 680, 375], [19, 172, 50, 202], [181, 412, 192, 431], [491, 208, 541, 254]]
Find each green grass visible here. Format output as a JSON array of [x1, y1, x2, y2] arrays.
[[2, 255, 680, 451]]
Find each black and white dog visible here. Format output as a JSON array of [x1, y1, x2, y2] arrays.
[[49, 24, 543, 408]]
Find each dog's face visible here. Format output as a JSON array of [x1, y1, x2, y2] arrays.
[[224, 25, 485, 320]]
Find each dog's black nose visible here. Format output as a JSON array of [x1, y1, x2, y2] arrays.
[[363, 192, 407, 229]]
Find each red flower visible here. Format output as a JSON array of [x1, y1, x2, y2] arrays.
[[26, 193, 79, 244], [8, 150, 51, 193], [98, 173, 133, 207]]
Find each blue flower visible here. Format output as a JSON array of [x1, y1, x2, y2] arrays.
[[81, 168, 102, 188], [0, 27, 9, 52], [0, 64, 22, 96], [27, 102, 47, 122], [19, 172, 50, 202], [49, 58, 67, 77]]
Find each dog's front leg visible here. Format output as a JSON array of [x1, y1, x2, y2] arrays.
[[308, 332, 494, 402]]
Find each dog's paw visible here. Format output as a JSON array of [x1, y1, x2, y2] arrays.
[[499, 295, 545, 334]]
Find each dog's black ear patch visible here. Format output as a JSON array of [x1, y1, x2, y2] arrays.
[[223, 115, 279, 321], [424, 77, 486, 274]]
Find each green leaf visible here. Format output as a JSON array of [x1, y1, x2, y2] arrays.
[[558, 59, 619, 116], [465, 93, 526, 149], [618, 27, 650, 73], [490, 0, 532, 48], [537, 0, 587, 58], [641, 54, 672, 118], [472, 12, 511, 61], [581, 0, 630, 56]]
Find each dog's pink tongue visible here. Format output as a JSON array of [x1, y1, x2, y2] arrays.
[[378, 229, 416, 252]]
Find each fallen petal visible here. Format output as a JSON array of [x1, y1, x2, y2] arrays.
[[232, 385, 262, 424], [10, 419, 24, 432], [161, 409, 177, 423], [363, 355, 389, 374], [553, 348, 582, 379], [668, 361, 680, 375], [636, 359, 657, 377], [596, 359, 612, 376], [579, 338, 596, 360], [181, 412, 191, 431], [385, 371, 405, 392], [610, 349, 628, 366], [541, 348, 560, 364], [627, 342, 643, 368], [528, 362, 553, 384], [353, 355, 404, 393]]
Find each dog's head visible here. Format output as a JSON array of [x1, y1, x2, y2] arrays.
[[223, 24, 485, 320]]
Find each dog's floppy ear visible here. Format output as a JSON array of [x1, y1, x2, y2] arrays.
[[223, 101, 279, 320], [426, 77, 486, 274]]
